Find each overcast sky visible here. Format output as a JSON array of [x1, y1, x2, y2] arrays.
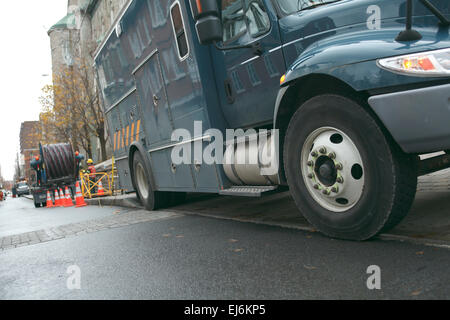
[[0, 1, 68, 180]]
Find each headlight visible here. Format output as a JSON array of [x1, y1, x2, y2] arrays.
[[377, 48, 450, 77]]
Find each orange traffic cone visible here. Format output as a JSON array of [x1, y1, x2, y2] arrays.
[[46, 191, 54, 208], [54, 190, 61, 207], [64, 186, 74, 207], [75, 181, 87, 208], [97, 180, 105, 196], [59, 188, 65, 206]]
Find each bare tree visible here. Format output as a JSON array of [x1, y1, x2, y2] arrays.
[[39, 58, 108, 161]]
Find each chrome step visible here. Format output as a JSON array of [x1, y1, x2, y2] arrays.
[[219, 186, 278, 197]]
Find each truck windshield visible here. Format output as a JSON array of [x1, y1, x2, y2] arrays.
[[276, 0, 341, 16]]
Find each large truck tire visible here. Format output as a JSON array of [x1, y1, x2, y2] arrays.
[[283, 94, 417, 240], [132, 152, 170, 210]]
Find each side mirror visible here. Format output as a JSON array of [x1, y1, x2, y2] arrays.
[[190, 0, 223, 45]]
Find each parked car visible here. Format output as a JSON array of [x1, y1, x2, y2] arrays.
[[16, 182, 30, 197]]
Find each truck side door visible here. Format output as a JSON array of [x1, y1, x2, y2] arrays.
[[211, 0, 285, 129]]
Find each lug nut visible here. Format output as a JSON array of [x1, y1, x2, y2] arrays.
[[313, 184, 320, 190], [319, 147, 327, 154], [329, 152, 336, 159], [336, 163, 343, 171], [322, 189, 330, 195], [308, 173, 315, 179], [331, 186, 339, 193], [311, 151, 318, 158], [307, 160, 314, 167], [337, 177, 344, 184]]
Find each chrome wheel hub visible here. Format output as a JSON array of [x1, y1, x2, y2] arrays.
[[301, 127, 365, 212]]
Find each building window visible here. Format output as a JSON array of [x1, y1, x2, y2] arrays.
[[264, 55, 279, 78], [231, 70, 245, 93], [170, 2, 189, 61], [247, 63, 261, 87]]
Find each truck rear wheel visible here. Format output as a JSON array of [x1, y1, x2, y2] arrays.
[[284, 94, 417, 240], [132, 152, 169, 210]]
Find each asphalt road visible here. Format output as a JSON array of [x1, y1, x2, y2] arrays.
[[0, 197, 449, 299]]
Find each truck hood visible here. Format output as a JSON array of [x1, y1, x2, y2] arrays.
[[280, 0, 450, 80], [279, 0, 449, 44]]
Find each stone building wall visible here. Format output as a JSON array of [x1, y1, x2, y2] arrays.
[[48, 0, 130, 163], [90, 0, 128, 49]]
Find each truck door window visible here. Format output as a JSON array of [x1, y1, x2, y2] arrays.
[[222, 0, 270, 43], [244, 0, 270, 37], [222, 0, 247, 42], [170, 2, 189, 60]]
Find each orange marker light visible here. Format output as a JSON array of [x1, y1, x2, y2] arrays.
[[418, 57, 435, 71], [196, 0, 202, 13], [280, 74, 286, 85], [403, 59, 412, 70]]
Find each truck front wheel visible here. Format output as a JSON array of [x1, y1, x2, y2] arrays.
[[284, 94, 417, 240]]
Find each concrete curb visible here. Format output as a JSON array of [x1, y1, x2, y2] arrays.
[[85, 195, 143, 209]]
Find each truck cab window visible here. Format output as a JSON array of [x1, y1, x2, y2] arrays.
[[244, 0, 270, 37], [170, 2, 189, 60], [222, 0, 270, 43], [222, 0, 247, 42]]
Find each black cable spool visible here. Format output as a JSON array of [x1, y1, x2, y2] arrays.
[[41, 143, 76, 180]]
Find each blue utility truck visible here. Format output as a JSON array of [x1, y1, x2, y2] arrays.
[[94, 0, 450, 240]]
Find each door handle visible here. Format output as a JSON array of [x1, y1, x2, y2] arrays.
[[153, 94, 160, 107], [252, 42, 263, 56], [224, 79, 235, 104]]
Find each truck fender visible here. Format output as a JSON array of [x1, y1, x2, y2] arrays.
[[274, 28, 448, 127], [274, 26, 450, 128], [273, 72, 357, 130], [273, 86, 289, 129]]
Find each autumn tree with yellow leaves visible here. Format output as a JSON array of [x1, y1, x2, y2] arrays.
[[39, 59, 108, 161]]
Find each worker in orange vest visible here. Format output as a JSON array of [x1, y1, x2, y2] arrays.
[[75, 151, 85, 179], [87, 159, 97, 193], [31, 155, 44, 187]]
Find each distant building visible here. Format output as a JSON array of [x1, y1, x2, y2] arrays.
[[2, 181, 14, 190], [19, 121, 41, 183]]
